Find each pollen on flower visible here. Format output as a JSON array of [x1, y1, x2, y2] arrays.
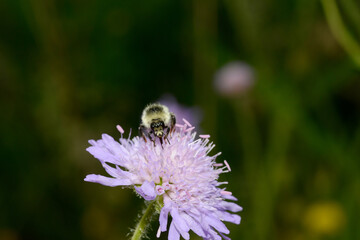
[[224, 160, 232, 172], [162, 182, 171, 190], [185, 126, 195, 132], [213, 163, 224, 167], [116, 124, 125, 134], [85, 118, 242, 240], [199, 134, 210, 139], [182, 118, 192, 127], [156, 185, 165, 195], [221, 190, 232, 196]]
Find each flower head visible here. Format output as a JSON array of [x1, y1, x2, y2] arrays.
[[85, 120, 242, 239]]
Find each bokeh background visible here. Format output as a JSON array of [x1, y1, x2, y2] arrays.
[[1, 0, 360, 239]]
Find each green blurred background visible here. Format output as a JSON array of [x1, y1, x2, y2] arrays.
[[1, 0, 360, 239]]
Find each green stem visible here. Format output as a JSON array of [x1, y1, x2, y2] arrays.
[[131, 200, 157, 240], [340, 0, 360, 36], [321, 0, 360, 67]]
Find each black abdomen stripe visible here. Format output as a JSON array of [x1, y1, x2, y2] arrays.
[[147, 105, 163, 114]]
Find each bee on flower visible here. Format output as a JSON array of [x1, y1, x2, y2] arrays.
[[138, 103, 176, 146]]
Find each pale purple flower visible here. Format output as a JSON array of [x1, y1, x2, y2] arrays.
[[85, 120, 242, 240], [214, 61, 255, 97]]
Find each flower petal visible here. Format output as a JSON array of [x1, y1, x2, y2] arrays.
[[206, 228, 222, 240], [86, 146, 120, 165], [218, 211, 241, 224], [222, 194, 238, 201], [219, 232, 231, 240], [181, 212, 206, 237], [170, 208, 190, 239], [101, 163, 134, 180], [84, 174, 131, 186], [219, 201, 243, 212], [159, 206, 170, 231], [134, 181, 156, 200], [168, 221, 180, 240], [204, 215, 229, 234]]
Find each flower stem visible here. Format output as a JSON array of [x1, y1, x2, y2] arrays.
[[131, 200, 157, 240], [321, 0, 360, 67]]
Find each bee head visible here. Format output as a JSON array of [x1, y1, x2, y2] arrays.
[[151, 120, 165, 138]]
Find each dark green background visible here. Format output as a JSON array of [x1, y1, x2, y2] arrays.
[[1, 0, 359, 239]]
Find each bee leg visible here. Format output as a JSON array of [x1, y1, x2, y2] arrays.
[[148, 135, 156, 147], [146, 130, 157, 147], [170, 113, 176, 135], [159, 137, 164, 148], [139, 124, 147, 143], [163, 127, 171, 144]]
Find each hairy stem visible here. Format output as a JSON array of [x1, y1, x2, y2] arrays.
[[131, 201, 157, 240]]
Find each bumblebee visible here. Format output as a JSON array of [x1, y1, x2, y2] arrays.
[[139, 103, 176, 145]]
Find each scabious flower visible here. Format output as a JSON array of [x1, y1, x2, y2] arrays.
[[85, 120, 242, 240]]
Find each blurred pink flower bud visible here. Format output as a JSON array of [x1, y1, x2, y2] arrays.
[[214, 61, 255, 97]]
